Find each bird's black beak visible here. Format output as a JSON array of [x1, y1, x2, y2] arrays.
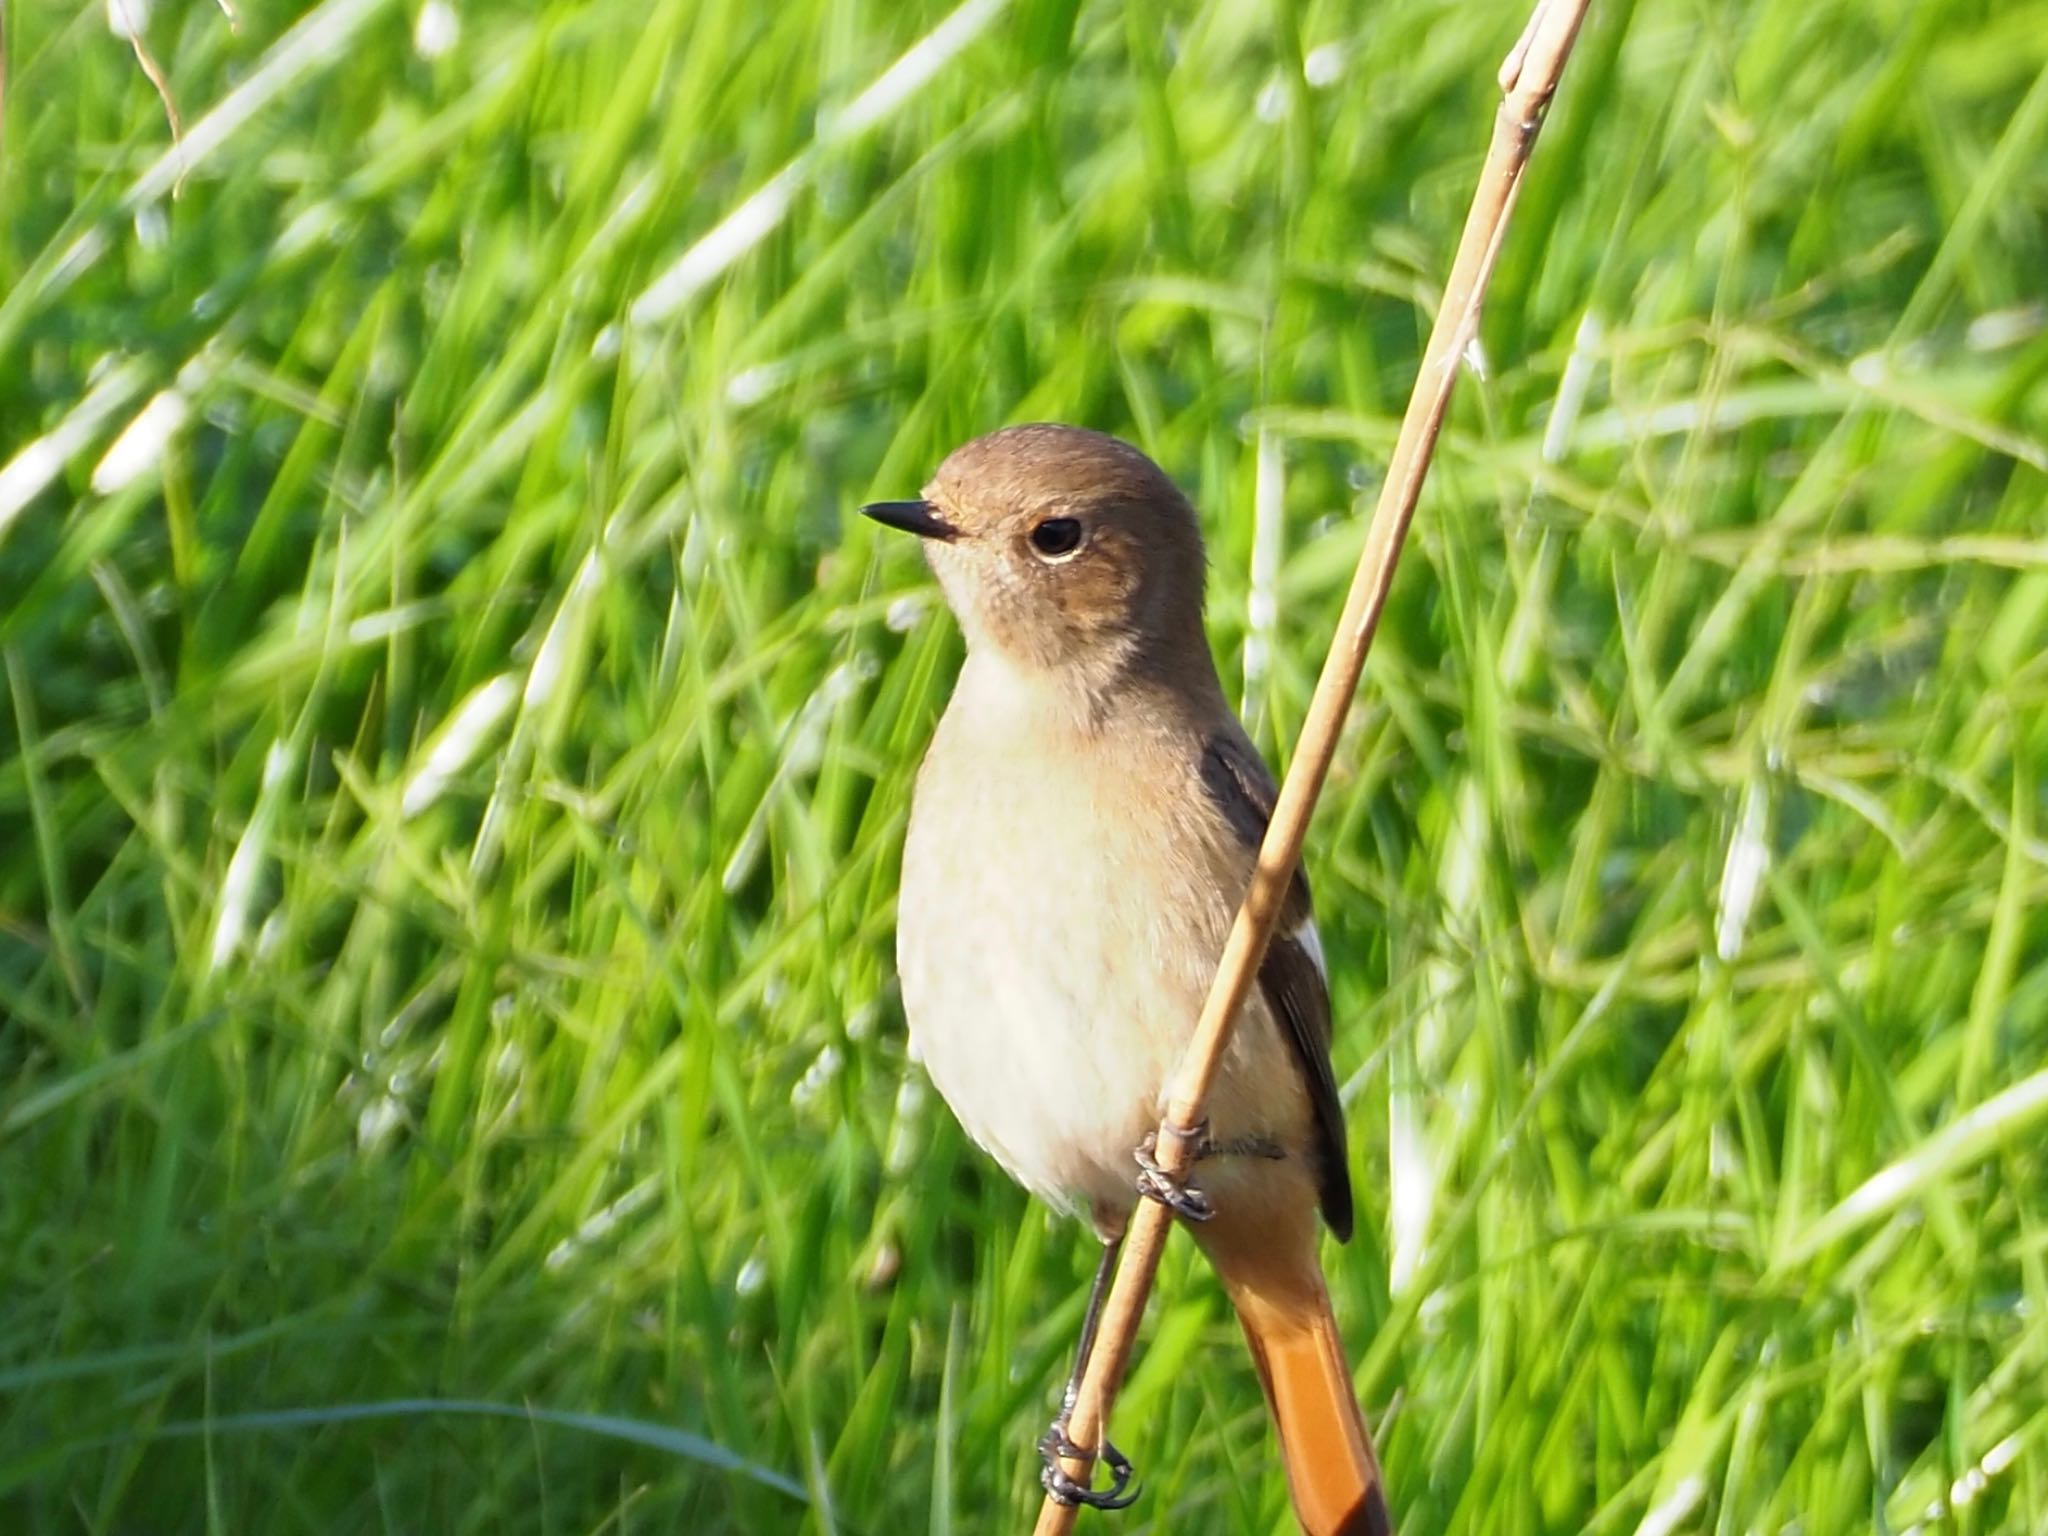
[[861, 499, 958, 541]]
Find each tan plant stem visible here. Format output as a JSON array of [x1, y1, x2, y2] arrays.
[[1029, 3, 1592, 1530]]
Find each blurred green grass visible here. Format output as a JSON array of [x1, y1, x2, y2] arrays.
[[4, 0, 2048, 1531]]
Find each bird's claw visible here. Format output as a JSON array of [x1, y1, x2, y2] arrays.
[[1134, 1127, 1214, 1222], [1038, 1422, 1139, 1510]]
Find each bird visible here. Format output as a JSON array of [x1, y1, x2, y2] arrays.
[[864, 423, 1390, 1536]]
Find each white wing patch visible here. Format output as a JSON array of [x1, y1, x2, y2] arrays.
[[1291, 916, 1327, 982]]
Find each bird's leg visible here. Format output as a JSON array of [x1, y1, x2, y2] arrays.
[[1133, 1117, 1215, 1222], [1039, 1231, 1139, 1510]]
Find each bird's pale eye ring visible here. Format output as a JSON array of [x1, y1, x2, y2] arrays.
[[1027, 517, 1084, 560]]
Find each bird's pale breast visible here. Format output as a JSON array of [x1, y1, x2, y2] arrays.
[[896, 656, 1311, 1228]]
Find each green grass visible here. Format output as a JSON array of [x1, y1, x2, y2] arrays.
[[4, 0, 2047, 1531]]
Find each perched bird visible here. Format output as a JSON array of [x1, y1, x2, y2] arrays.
[[865, 424, 1389, 1536]]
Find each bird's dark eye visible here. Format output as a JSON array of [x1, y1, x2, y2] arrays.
[[1028, 518, 1083, 558]]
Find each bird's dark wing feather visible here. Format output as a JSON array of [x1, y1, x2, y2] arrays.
[[1198, 729, 1353, 1242]]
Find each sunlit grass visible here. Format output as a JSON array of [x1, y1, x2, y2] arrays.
[[3, 0, 2047, 1532]]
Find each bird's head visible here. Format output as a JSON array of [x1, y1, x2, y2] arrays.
[[863, 424, 1209, 688]]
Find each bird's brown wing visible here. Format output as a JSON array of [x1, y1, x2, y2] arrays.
[[1198, 729, 1354, 1242]]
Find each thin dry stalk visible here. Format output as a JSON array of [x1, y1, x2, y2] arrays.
[[1030, 3, 1592, 1531], [109, 0, 189, 193]]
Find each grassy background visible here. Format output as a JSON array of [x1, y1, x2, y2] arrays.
[[4, 0, 2048, 1531]]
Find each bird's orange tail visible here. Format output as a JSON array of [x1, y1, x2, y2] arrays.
[[1203, 1210, 1390, 1536]]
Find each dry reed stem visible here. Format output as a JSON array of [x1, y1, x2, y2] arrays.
[[1031, 2, 1592, 1530]]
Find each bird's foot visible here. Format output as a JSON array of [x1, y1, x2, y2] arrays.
[[1134, 1122, 1214, 1222], [1202, 1132, 1284, 1161], [1038, 1421, 1139, 1510]]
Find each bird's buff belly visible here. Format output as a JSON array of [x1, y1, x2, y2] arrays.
[[898, 902, 1192, 1223]]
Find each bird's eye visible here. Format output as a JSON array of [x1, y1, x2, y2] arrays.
[[1028, 518, 1083, 559]]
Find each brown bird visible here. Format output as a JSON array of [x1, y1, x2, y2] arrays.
[[865, 424, 1389, 1535]]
